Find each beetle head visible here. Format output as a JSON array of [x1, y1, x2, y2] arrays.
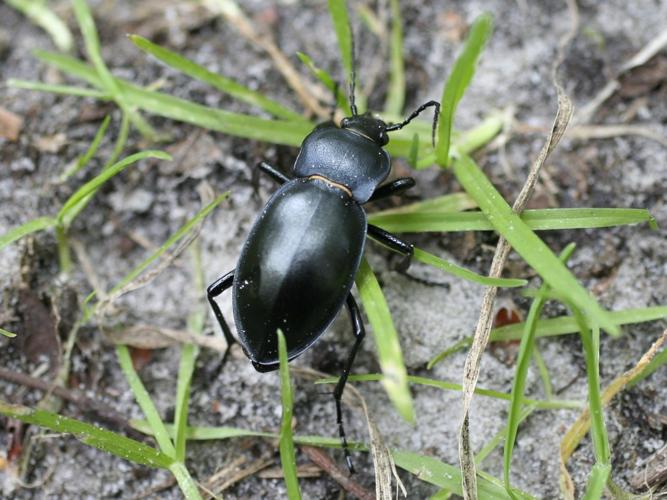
[[340, 113, 389, 146]]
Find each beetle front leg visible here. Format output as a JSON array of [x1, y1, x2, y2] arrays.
[[207, 270, 237, 366], [257, 161, 290, 185], [367, 224, 414, 271], [333, 293, 366, 474], [366, 177, 416, 203]]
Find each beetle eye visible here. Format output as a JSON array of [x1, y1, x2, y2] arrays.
[[341, 117, 350, 128]]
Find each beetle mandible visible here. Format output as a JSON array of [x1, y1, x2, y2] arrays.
[[207, 67, 439, 470]]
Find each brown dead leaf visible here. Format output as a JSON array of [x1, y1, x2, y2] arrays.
[[0, 107, 23, 141]]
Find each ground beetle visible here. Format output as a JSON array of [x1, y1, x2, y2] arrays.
[[207, 73, 439, 470]]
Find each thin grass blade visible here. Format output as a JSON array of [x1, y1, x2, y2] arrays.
[[7, 79, 107, 98], [277, 330, 302, 499], [413, 248, 526, 288], [384, 0, 405, 115], [428, 306, 667, 367], [356, 259, 414, 422], [452, 154, 618, 335], [503, 244, 576, 495], [57, 150, 171, 224], [0, 328, 17, 338], [5, 0, 73, 51], [60, 115, 111, 182], [0, 400, 173, 468], [116, 345, 176, 457], [129, 35, 304, 121], [435, 13, 493, 166], [0, 217, 56, 251], [296, 52, 351, 115], [368, 207, 655, 233]]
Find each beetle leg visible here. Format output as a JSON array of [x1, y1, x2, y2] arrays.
[[367, 224, 413, 271], [366, 177, 416, 203], [257, 161, 290, 185], [207, 270, 237, 365], [333, 293, 366, 474]]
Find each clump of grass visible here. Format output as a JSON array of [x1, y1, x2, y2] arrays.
[[1, 0, 665, 498]]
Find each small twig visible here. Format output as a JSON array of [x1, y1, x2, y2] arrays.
[[302, 446, 375, 500], [0, 367, 143, 439]]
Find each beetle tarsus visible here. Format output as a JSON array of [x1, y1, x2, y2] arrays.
[[333, 293, 365, 474]]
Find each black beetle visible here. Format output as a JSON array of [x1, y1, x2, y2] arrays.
[[207, 89, 439, 469]]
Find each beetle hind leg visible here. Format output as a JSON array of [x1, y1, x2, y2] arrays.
[[207, 270, 237, 366], [333, 293, 366, 474], [367, 224, 414, 271]]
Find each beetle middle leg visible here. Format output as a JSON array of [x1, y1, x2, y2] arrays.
[[207, 270, 237, 366], [367, 224, 414, 271], [333, 293, 366, 474]]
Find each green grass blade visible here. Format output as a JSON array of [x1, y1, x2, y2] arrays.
[[169, 462, 203, 500], [316, 373, 581, 410], [174, 245, 206, 462], [72, 0, 155, 138], [368, 208, 655, 233], [327, 0, 353, 87], [277, 330, 302, 499], [56, 150, 170, 224], [392, 450, 535, 499], [435, 13, 493, 166], [0, 400, 173, 468], [627, 345, 667, 388], [504, 244, 576, 494], [33, 50, 103, 86], [5, 0, 73, 51], [0, 328, 17, 338], [581, 463, 611, 500], [7, 79, 107, 98], [110, 193, 226, 296], [413, 248, 527, 288], [129, 35, 304, 121], [452, 154, 618, 335], [132, 421, 536, 499], [372, 192, 477, 216], [296, 51, 351, 115], [116, 345, 176, 457], [384, 0, 405, 115], [573, 311, 610, 464], [60, 115, 111, 182], [0, 216, 56, 251], [428, 306, 667, 367], [356, 259, 414, 422]]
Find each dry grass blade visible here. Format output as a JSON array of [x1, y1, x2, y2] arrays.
[[567, 123, 667, 147], [203, 0, 327, 118], [103, 324, 229, 353], [559, 328, 667, 497], [458, 2, 577, 498]]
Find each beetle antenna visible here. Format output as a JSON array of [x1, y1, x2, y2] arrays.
[[385, 100, 441, 147], [348, 20, 358, 116]]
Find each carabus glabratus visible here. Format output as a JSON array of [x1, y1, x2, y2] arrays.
[[207, 69, 439, 471]]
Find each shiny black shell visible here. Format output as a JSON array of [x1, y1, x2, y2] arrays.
[[293, 122, 391, 203], [232, 178, 366, 371]]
